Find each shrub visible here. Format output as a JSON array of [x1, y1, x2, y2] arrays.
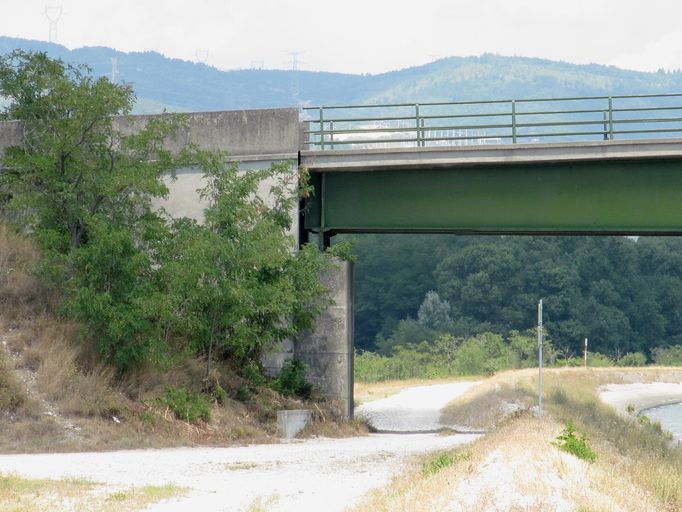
[[421, 451, 470, 477], [616, 352, 647, 367], [422, 452, 455, 476], [241, 362, 266, 387], [272, 360, 312, 398], [453, 332, 517, 376], [559, 352, 613, 367], [552, 421, 597, 463], [354, 351, 394, 382], [161, 387, 211, 423], [652, 345, 682, 366]]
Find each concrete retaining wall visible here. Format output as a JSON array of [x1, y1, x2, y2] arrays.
[[119, 108, 299, 157], [1, 107, 299, 159]]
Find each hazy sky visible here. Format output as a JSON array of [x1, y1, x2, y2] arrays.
[[3, 0, 682, 74]]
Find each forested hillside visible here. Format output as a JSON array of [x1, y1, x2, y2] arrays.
[[3, 36, 682, 113], [349, 234, 682, 359]]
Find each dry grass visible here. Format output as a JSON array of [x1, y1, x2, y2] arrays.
[[354, 367, 682, 511], [0, 222, 276, 452], [0, 472, 185, 511], [350, 411, 668, 512]]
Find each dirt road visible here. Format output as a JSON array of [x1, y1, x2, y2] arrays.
[[0, 382, 480, 511]]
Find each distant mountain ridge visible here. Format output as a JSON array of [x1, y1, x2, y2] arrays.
[[2, 36, 682, 114]]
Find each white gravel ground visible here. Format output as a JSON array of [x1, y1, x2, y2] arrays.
[[355, 381, 481, 432], [0, 382, 481, 512]]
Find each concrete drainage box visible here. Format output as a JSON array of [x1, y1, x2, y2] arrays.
[[277, 410, 312, 438]]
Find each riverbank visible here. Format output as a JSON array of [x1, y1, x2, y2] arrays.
[[352, 367, 682, 511]]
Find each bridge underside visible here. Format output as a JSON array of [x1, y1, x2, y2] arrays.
[[303, 157, 682, 238]]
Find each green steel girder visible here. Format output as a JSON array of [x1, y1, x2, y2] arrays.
[[302, 158, 682, 236]]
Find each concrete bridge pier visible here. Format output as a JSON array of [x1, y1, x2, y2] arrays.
[[294, 259, 354, 419]]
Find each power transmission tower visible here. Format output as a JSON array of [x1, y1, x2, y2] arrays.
[[195, 49, 209, 65], [45, 5, 63, 43], [289, 51, 303, 104]]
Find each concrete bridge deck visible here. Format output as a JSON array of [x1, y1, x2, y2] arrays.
[[300, 137, 682, 172]]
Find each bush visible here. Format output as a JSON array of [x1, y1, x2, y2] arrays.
[[453, 333, 517, 376], [652, 345, 682, 366], [616, 352, 647, 367], [586, 352, 615, 367], [422, 452, 455, 476], [354, 351, 395, 382], [421, 451, 470, 477], [272, 360, 312, 398], [241, 362, 266, 387], [552, 421, 597, 463], [161, 387, 211, 423], [558, 352, 613, 367]]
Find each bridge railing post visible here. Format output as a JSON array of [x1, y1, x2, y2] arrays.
[[608, 97, 614, 140], [511, 100, 517, 143], [319, 107, 325, 150], [415, 103, 421, 147]]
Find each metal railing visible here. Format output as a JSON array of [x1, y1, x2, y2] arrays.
[[301, 93, 682, 150]]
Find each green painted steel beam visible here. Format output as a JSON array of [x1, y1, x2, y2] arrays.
[[303, 158, 682, 234]]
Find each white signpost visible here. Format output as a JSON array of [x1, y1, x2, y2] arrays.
[[583, 337, 588, 368]]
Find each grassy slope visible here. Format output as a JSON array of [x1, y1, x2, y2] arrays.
[[0, 223, 358, 453], [352, 368, 682, 511]]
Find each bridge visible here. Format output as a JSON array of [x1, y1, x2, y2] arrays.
[[5, 93, 682, 417], [299, 93, 682, 247], [296, 93, 682, 416]]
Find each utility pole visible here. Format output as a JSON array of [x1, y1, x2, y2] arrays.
[[538, 299, 543, 415]]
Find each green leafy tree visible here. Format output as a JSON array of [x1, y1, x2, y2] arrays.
[[0, 51, 179, 254], [158, 155, 331, 375], [0, 51, 333, 375], [417, 290, 452, 330], [0, 51, 186, 369]]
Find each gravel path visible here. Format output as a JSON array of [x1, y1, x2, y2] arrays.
[[355, 381, 481, 432], [0, 381, 480, 511], [600, 382, 682, 414]]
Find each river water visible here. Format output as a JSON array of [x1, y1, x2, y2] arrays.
[[643, 402, 682, 443]]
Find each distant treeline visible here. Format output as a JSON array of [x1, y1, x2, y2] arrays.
[[347, 235, 682, 360]]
